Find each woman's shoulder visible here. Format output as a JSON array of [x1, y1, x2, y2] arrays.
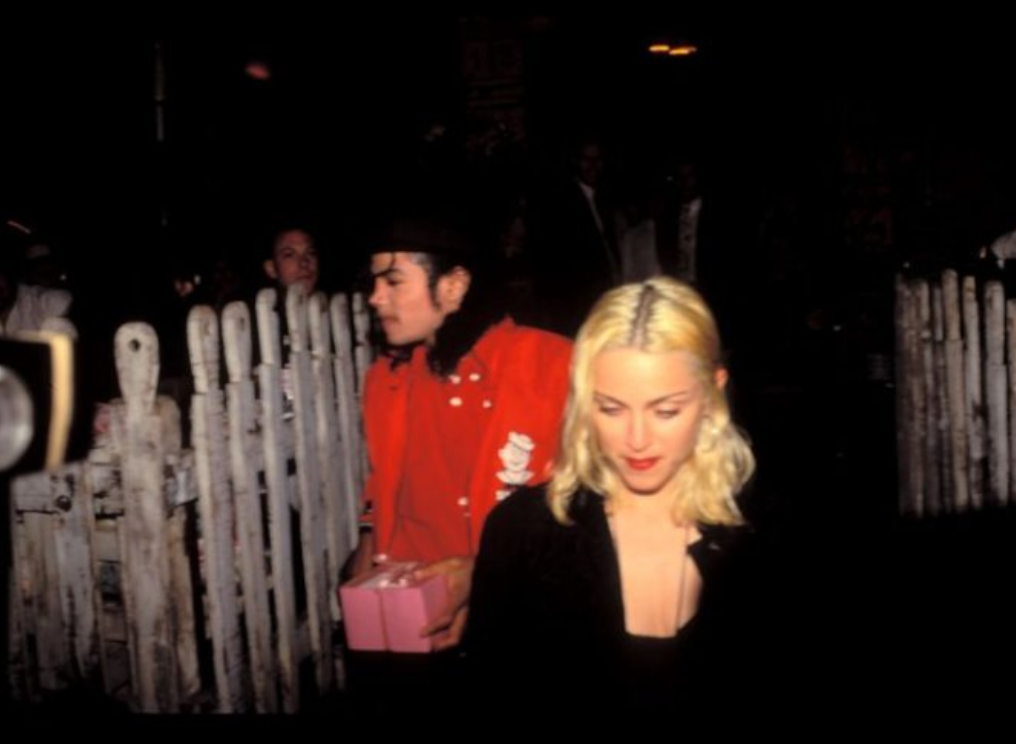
[[696, 481, 760, 553], [698, 520, 753, 545], [690, 519, 758, 590], [486, 483, 557, 532], [483, 484, 606, 550]]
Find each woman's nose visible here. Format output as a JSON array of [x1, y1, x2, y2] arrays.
[[626, 414, 649, 451]]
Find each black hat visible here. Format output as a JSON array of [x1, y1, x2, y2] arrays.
[[364, 186, 484, 265], [371, 215, 472, 258]]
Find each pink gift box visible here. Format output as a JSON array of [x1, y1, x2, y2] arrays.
[[339, 563, 449, 653]]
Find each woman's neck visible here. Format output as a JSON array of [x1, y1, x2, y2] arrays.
[[610, 487, 681, 523]]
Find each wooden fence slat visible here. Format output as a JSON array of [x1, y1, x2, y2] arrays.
[[163, 421, 201, 704], [984, 280, 1008, 507], [962, 275, 985, 509], [941, 270, 969, 513], [255, 288, 300, 713], [329, 294, 362, 561], [894, 275, 913, 514], [11, 474, 70, 693], [931, 284, 952, 513], [901, 279, 925, 515], [1007, 299, 1016, 503], [8, 533, 34, 701], [308, 294, 351, 611], [918, 279, 940, 516], [223, 300, 278, 713], [187, 306, 245, 713], [51, 463, 103, 688], [285, 288, 333, 696], [86, 447, 131, 699], [112, 322, 178, 712]]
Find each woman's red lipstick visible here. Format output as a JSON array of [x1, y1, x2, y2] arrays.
[[625, 457, 660, 471]]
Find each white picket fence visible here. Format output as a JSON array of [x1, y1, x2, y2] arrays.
[[895, 270, 1015, 517], [8, 287, 371, 712]]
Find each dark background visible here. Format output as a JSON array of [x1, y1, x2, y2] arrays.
[[4, 13, 1015, 714]]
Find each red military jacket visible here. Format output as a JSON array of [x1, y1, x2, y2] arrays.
[[362, 318, 572, 562]]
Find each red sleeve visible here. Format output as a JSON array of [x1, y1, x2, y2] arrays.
[[359, 362, 384, 524]]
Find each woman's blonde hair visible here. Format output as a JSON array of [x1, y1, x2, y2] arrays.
[[548, 277, 754, 526]]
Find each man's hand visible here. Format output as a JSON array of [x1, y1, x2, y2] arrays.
[[344, 531, 376, 581], [414, 556, 475, 651]]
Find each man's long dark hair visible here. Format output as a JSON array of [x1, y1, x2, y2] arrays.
[[374, 213, 508, 377], [416, 248, 506, 376]]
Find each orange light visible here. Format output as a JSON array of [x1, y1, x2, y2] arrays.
[[648, 44, 671, 54], [668, 44, 698, 56], [666, 44, 699, 56]]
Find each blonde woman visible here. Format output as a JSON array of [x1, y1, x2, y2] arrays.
[[467, 277, 756, 709]]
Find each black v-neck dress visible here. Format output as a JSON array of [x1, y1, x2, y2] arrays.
[[466, 485, 753, 712]]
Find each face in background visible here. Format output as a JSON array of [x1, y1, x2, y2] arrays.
[[576, 142, 604, 189], [264, 228, 319, 294], [591, 347, 720, 501], [368, 251, 469, 347]]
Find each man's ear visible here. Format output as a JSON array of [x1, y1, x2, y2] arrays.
[[263, 259, 279, 281], [439, 266, 471, 311]]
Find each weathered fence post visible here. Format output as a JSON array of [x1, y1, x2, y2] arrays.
[[931, 283, 951, 513], [941, 270, 969, 513], [255, 288, 300, 712], [330, 294, 364, 555], [188, 306, 245, 712], [285, 287, 333, 697], [223, 301, 278, 713], [917, 279, 940, 516], [962, 276, 986, 509], [308, 293, 349, 612], [895, 275, 912, 514], [111, 323, 179, 712], [984, 280, 1008, 507]]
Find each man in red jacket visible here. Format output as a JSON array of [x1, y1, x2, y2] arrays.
[[349, 212, 572, 650]]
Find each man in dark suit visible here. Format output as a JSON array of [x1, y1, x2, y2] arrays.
[[531, 137, 621, 336]]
